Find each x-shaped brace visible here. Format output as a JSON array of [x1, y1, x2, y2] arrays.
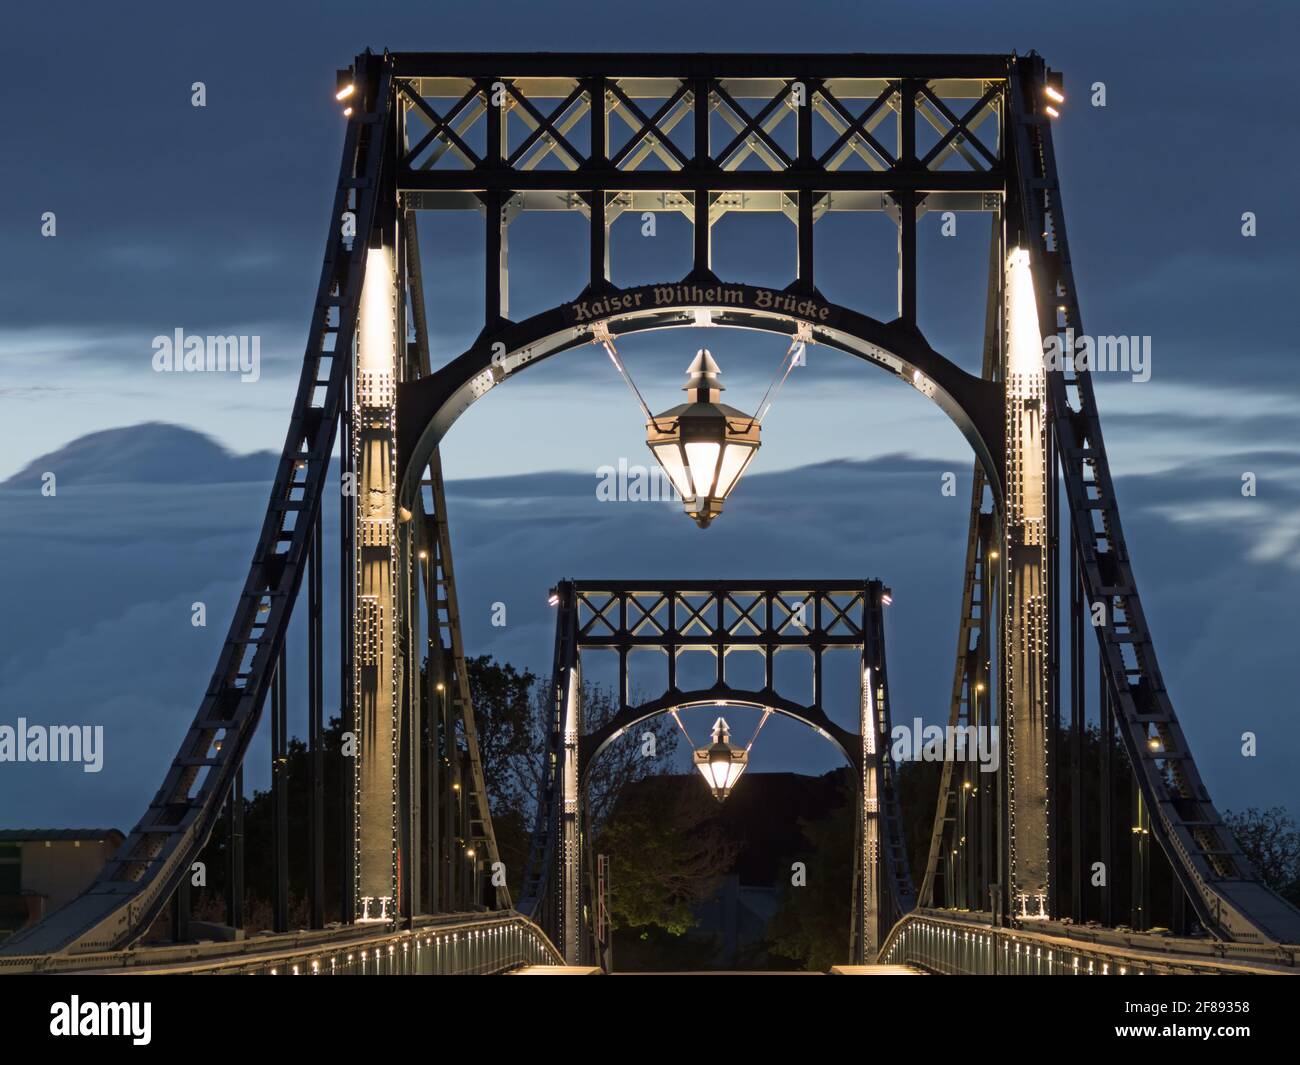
[[713, 81, 795, 171], [918, 83, 1000, 170], [821, 592, 865, 635], [504, 81, 587, 170], [507, 82, 589, 170], [674, 594, 716, 637], [578, 593, 619, 636], [773, 593, 813, 634], [607, 81, 693, 170], [627, 593, 669, 637], [725, 593, 765, 637], [398, 80, 484, 169], [816, 81, 898, 171]]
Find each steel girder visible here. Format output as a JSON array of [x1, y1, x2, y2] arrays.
[[390, 54, 1006, 333]]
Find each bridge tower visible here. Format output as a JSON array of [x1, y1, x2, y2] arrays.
[[1002, 245, 1051, 918], [353, 234, 401, 921]]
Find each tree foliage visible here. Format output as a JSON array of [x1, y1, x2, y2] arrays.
[[1225, 806, 1300, 905], [764, 782, 856, 971], [465, 655, 686, 898], [599, 781, 737, 936]]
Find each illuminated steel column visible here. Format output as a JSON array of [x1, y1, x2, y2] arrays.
[[548, 581, 583, 962], [558, 662, 582, 962], [860, 662, 881, 960], [353, 241, 401, 921], [1002, 247, 1051, 918]]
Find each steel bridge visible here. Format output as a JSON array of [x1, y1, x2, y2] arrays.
[[3, 49, 1298, 975]]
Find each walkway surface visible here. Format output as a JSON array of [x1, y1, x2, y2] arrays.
[[513, 965, 928, 975]]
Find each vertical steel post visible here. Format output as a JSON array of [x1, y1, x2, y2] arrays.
[[340, 368, 355, 925], [272, 647, 288, 932], [354, 229, 400, 922], [796, 190, 815, 293], [423, 551, 440, 912], [227, 766, 244, 930], [1047, 409, 1060, 917], [994, 513, 1010, 924], [396, 226, 418, 926], [443, 679, 457, 911], [976, 677, 991, 908], [172, 875, 190, 943], [308, 508, 324, 928], [978, 524, 993, 910], [896, 79, 918, 327], [859, 584, 887, 960], [1099, 662, 1113, 927], [1002, 247, 1051, 920], [554, 581, 583, 962], [588, 75, 609, 291], [956, 752, 969, 909], [895, 189, 917, 328], [1070, 530, 1085, 922], [690, 77, 712, 279], [398, 567, 414, 925], [1131, 767, 1151, 931]]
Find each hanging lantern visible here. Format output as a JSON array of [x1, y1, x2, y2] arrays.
[[646, 350, 761, 528], [693, 716, 749, 801]]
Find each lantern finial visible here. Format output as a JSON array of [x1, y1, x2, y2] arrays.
[[683, 349, 724, 394]]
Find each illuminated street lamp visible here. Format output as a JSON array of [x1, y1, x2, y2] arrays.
[[693, 717, 748, 801], [646, 350, 761, 528]]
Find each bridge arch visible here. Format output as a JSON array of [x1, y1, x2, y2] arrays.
[[579, 690, 861, 785], [396, 280, 1005, 510]]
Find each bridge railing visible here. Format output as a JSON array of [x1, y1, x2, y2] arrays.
[[0, 911, 563, 976], [880, 909, 1298, 975]]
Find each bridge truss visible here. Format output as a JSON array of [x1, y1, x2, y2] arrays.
[[526, 579, 915, 963], [5, 49, 1298, 968]]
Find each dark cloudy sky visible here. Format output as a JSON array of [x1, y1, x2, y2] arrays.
[[1, 1, 1298, 830]]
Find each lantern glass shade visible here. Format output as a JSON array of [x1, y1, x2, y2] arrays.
[[693, 717, 749, 801], [646, 349, 760, 528], [715, 444, 756, 498], [694, 743, 747, 801], [684, 441, 721, 496], [652, 443, 692, 498]]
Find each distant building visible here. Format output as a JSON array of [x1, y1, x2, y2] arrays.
[[0, 829, 123, 939]]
